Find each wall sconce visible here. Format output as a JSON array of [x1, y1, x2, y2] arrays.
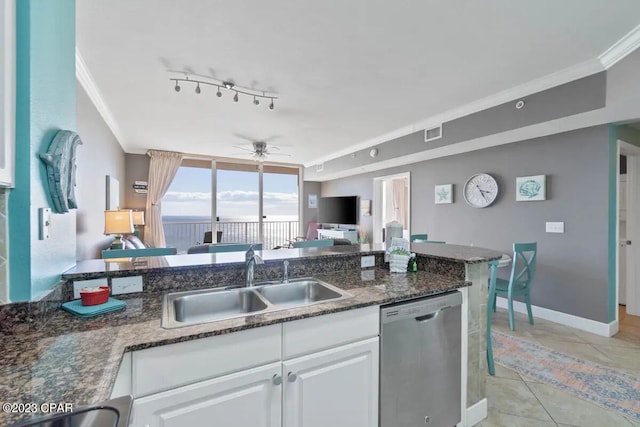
[[104, 210, 134, 249]]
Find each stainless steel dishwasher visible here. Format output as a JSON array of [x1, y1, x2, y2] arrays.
[[380, 291, 462, 427]]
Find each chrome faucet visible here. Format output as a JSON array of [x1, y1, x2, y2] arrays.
[[283, 260, 289, 283], [245, 245, 264, 287]]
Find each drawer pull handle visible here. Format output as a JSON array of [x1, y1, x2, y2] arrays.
[[288, 372, 297, 382]]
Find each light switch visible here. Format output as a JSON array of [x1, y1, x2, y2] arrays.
[[545, 222, 565, 233], [111, 276, 143, 295], [39, 208, 51, 240], [361, 255, 375, 268]]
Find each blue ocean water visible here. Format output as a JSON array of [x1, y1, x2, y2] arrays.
[[162, 215, 299, 252]]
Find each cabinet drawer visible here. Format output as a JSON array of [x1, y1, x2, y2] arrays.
[[283, 306, 379, 359], [133, 325, 281, 397]]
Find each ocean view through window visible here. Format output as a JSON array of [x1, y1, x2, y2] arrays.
[[162, 163, 299, 252]]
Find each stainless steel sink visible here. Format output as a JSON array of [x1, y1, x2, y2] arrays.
[[162, 278, 351, 328], [164, 288, 270, 328], [255, 279, 346, 307]]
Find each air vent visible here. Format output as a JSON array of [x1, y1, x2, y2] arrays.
[[424, 125, 443, 142], [316, 163, 324, 172]]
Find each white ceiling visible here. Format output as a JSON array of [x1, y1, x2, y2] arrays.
[[76, 0, 640, 166]]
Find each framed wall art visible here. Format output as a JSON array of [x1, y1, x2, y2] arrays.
[[106, 175, 120, 210], [435, 184, 453, 204], [308, 194, 318, 209], [516, 175, 546, 201]]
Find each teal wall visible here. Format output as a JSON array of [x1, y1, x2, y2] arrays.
[[9, 0, 76, 301], [607, 124, 640, 322]]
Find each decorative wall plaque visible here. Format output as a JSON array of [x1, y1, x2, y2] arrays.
[[38, 130, 83, 213]]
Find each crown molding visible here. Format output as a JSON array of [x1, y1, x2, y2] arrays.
[[304, 59, 604, 168], [599, 24, 640, 69], [75, 48, 126, 147]]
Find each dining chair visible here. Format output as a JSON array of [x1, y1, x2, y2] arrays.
[[486, 259, 499, 376], [292, 239, 334, 248], [202, 231, 223, 244], [492, 242, 537, 331], [410, 234, 428, 242]]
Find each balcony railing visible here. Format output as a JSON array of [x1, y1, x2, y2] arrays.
[[163, 220, 300, 254]]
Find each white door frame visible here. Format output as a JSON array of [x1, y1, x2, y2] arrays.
[[372, 172, 411, 244], [617, 139, 640, 317]]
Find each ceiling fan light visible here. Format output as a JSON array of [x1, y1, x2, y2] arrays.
[[233, 92, 239, 103], [216, 87, 222, 97], [174, 82, 181, 92], [269, 100, 274, 111], [195, 83, 201, 94]]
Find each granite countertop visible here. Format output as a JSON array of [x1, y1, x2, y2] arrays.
[[0, 267, 467, 425], [62, 243, 503, 279]]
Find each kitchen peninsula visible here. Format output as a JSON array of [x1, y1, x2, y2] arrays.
[[0, 243, 501, 426]]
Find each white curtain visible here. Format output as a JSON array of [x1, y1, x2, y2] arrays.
[[392, 179, 407, 228], [144, 150, 183, 247]]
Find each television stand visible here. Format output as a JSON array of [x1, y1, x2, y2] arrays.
[[317, 229, 358, 244]]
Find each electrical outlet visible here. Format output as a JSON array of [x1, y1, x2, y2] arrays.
[[545, 222, 565, 233], [361, 255, 375, 268], [73, 278, 108, 299], [111, 276, 143, 295]]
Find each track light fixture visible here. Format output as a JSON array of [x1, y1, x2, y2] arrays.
[[170, 73, 278, 110]]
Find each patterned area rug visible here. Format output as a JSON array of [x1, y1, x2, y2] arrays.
[[491, 330, 640, 422]]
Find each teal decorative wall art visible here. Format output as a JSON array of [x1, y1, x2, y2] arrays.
[[516, 175, 546, 201], [38, 130, 83, 213], [435, 184, 453, 204]]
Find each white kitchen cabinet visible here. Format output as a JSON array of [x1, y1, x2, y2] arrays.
[[124, 307, 380, 427], [283, 337, 379, 427], [0, 0, 15, 187], [130, 362, 282, 427]]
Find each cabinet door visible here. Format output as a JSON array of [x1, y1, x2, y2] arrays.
[[283, 338, 379, 427], [131, 362, 281, 427]]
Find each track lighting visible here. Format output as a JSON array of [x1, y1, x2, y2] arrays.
[[170, 73, 278, 110]]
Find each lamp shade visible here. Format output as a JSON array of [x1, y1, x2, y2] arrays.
[[132, 210, 145, 226], [104, 210, 134, 235]]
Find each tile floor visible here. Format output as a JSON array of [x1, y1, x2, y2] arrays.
[[479, 307, 640, 427]]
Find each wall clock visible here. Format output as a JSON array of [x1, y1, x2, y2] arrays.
[[463, 173, 499, 208]]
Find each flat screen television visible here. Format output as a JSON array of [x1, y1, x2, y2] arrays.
[[318, 196, 358, 225]]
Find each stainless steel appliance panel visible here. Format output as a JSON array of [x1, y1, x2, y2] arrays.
[[380, 291, 462, 427]]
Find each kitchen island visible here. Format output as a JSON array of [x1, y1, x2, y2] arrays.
[[0, 243, 501, 426]]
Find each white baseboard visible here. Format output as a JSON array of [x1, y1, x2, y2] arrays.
[[464, 398, 487, 427], [495, 297, 617, 337]]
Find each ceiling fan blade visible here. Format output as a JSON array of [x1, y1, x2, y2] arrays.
[[232, 145, 255, 152], [266, 152, 292, 157]]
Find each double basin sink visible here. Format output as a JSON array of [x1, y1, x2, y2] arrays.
[[162, 278, 352, 328]]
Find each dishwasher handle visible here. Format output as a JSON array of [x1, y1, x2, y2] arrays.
[[415, 311, 439, 322]]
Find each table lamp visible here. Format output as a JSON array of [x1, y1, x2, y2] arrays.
[[104, 210, 134, 249], [132, 210, 145, 237]]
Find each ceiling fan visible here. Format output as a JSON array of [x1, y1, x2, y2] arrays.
[[232, 141, 291, 162]]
